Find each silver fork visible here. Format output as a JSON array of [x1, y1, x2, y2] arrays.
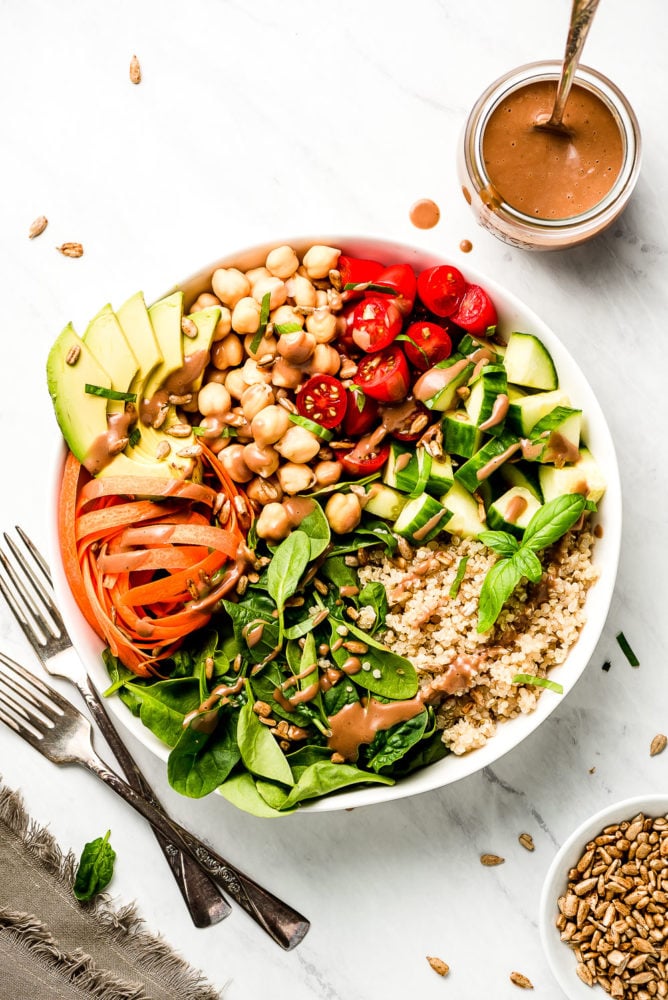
[[0, 650, 310, 951], [0, 526, 228, 929]]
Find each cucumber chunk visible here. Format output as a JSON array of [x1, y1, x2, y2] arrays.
[[527, 406, 582, 464], [504, 332, 558, 391], [506, 387, 571, 435], [364, 483, 408, 522], [440, 481, 487, 538], [455, 432, 520, 493], [538, 448, 606, 503], [497, 461, 543, 502], [393, 495, 452, 543], [458, 334, 506, 361], [427, 453, 455, 494], [421, 357, 475, 411], [442, 409, 483, 458], [383, 442, 432, 495], [487, 486, 542, 537], [465, 364, 508, 433]]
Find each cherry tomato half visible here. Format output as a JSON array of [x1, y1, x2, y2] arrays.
[[372, 263, 417, 316], [450, 284, 498, 335], [416, 264, 467, 317], [296, 375, 347, 428], [351, 296, 402, 353], [339, 440, 390, 477], [337, 255, 384, 297], [402, 320, 453, 372], [380, 398, 430, 442], [353, 345, 410, 403], [342, 387, 379, 437]]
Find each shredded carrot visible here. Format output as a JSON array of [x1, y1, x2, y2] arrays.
[[59, 443, 247, 676]]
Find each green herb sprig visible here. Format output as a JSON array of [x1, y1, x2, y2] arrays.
[[85, 384, 137, 402], [248, 292, 272, 355], [477, 493, 588, 634]]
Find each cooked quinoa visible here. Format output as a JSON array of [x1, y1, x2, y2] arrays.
[[358, 528, 598, 756]]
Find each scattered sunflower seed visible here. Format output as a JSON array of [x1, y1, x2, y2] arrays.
[[518, 832, 535, 852], [509, 971, 534, 989], [28, 215, 48, 239], [56, 242, 84, 258], [649, 733, 667, 757], [129, 54, 142, 84], [480, 853, 505, 867], [426, 956, 449, 977]]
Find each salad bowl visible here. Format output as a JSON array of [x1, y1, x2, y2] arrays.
[[48, 235, 622, 814]]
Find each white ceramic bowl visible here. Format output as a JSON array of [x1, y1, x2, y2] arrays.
[[539, 794, 668, 998], [48, 235, 622, 814]]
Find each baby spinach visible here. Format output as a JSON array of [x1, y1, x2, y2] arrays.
[[265, 529, 311, 642], [122, 678, 201, 747], [218, 772, 294, 817], [237, 686, 294, 786], [277, 760, 394, 810], [298, 501, 331, 559], [221, 596, 279, 665], [364, 709, 429, 773], [73, 830, 116, 901], [249, 663, 314, 728], [329, 617, 418, 700], [357, 580, 388, 632], [167, 708, 241, 798]]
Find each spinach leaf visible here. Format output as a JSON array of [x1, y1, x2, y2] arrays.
[[329, 618, 418, 699], [478, 530, 519, 558], [73, 830, 116, 901], [476, 557, 522, 634], [387, 729, 450, 777], [322, 677, 360, 717], [218, 772, 294, 817], [221, 597, 279, 665], [328, 518, 398, 557], [357, 580, 388, 632], [167, 708, 241, 798], [278, 761, 394, 810], [306, 472, 380, 498], [123, 678, 201, 747], [284, 614, 325, 640], [521, 493, 586, 551], [321, 555, 358, 595], [266, 530, 311, 611], [249, 662, 314, 728], [102, 649, 143, 715], [237, 687, 294, 786], [298, 501, 331, 559], [364, 709, 429, 773], [286, 745, 332, 774], [255, 778, 290, 810]]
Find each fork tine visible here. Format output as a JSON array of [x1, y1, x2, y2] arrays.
[[0, 542, 63, 645], [0, 651, 72, 716], [2, 532, 64, 632], [15, 526, 52, 585]]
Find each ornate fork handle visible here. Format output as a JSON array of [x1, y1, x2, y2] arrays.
[[86, 752, 309, 951]]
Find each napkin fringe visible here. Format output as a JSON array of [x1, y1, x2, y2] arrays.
[[0, 780, 223, 1000]]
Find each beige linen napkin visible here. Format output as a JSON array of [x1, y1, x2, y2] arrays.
[[0, 779, 222, 1000]]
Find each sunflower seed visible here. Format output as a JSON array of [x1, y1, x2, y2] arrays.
[[518, 832, 535, 852], [56, 242, 84, 258], [509, 971, 533, 989], [650, 734, 667, 757], [426, 956, 449, 977], [28, 215, 48, 239], [130, 54, 141, 84], [480, 853, 505, 867]]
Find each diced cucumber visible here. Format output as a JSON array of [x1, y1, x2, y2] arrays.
[[498, 461, 543, 502], [527, 406, 582, 464], [364, 483, 408, 522], [538, 448, 606, 504], [427, 452, 455, 494], [440, 481, 487, 538], [382, 442, 432, 495], [393, 494, 452, 543], [457, 334, 506, 361], [506, 387, 571, 435], [465, 364, 508, 433], [504, 332, 558, 391], [442, 409, 483, 458], [455, 432, 520, 493], [487, 486, 542, 537], [421, 358, 475, 411]]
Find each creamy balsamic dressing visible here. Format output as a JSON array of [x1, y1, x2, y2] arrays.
[[327, 696, 425, 762], [409, 198, 441, 229], [84, 406, 137, 475], [413, 358, 471, 403], [479, 392, 509, 431]]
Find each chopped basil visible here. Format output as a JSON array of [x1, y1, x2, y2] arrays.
[[512, 673, 564, 694], [616, 631, 639, 667], [248, 292, 272, 355], [274, 322, 303, 335], [449, 556, 469, 599], [85, 384, 137, 402], [193, 425, 237, 438], [343, 281, 397, 295], [288, 412, 333, 441], [128, 427, 141, 448], [395, 332, 429, 365]]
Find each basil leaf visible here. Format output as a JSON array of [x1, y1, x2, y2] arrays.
[[449, 555, 469, 598], [521, 493, 586, 552], [478, 530, 520, 558], [237, 687, 294, 786], [248, 291, 271, 355], [512, 547, 543, 584], [477, 557, 522, 634], [84, 384, 137, 402], [266, 530, 311, 611], [274, 321, 302, 335], [512, 673, 564, 694], [73, 830, 116, 901]]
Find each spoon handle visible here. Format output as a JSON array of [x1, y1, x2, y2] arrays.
[[548, 0, 602, 127]]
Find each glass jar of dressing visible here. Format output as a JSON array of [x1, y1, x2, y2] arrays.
[[458, 61, 641, 250]]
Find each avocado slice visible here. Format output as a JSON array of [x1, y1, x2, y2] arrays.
[[117, 291, 163, 385], [46, 323, 113, 470], [82, 305, 139, 413]]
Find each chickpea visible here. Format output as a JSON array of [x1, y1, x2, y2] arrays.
[[243, 332, 277, 361], [211, 268, 251, 309], [271, 304, 304, 329], [246, 475, 283, 506], [306, 344, 341, 376], [212, 307, 232, 342], [231, 296, 261, 335], [274, 425, 321, 464], [315, 290, 329, 308], [240, 382, 274, 421], [306, 307, 338, 344], [278, 463, 316, 495], [266, 245, 299, 280], [224, 367, 249, 401], [196, 414, 225, 440], [198, 381, 232, 417], [190, 291, 221, 312], [219, 443, 254, 483], [243, 442, 279, 478], [251, 404, 291, 446], [208, 435, 232, 455], [276, 330, 316, 364], [242, 358, 272, 386], [245, 266, 271, 287], [302, 245, 341, 280], [252, 276, 287, 310], [231, 408, 253, 440], [325, 492, 362, 535], [211, 333, 244, 370], [271, 357, 303, 389], [286, 273, 317, 308], [314, 460, 342, 487], [255, 502, 291, 542]]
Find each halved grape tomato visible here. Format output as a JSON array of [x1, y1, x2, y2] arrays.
[[296, 375, 347, 428]]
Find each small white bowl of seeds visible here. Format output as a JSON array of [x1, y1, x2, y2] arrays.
[[539, 795, 668, 999]]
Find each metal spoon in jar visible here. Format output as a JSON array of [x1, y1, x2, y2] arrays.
[[536, 0, 602, 134]]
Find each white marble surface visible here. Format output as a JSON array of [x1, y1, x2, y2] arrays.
[[1, 1, 667, 997]]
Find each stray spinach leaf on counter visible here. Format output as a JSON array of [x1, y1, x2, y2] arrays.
[[73, 830, 116, 902], [477, 493, 587, 634]]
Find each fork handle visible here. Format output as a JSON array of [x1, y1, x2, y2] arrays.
[[83, 753, 310, 951], [80, 678, 230, 928]]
